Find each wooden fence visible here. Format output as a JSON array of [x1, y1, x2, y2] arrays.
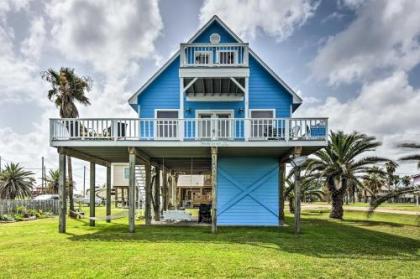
[[0, 199, 59, 215]]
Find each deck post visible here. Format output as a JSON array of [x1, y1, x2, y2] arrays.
[[211, 146, 218, 233], [293, 147, 303, 234], [153, 166, 161, 221], [145, 162, 152, 225], [106, 165, 111, 223], [58, 152, 67, 233], [162, 165, 168, 211], [89, 162, 95, 227], [128, 148, 136, 233], [279, 162, 286, 225]]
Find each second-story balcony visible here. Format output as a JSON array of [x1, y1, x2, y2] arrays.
[[180, 43, 249, 68], [50, 118, 328, 145]]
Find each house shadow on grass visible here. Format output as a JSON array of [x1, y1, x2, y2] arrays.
[[66, 215, 420, 261]]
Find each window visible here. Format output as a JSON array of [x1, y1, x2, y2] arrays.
[[156, 110, 179, 139], [124, 167, 129, 179], [194, 51, 212, 65], [250, 110, 275, 139], [218, 50, 236, 65]]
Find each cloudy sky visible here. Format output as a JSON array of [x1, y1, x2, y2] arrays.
[[0, 0, 419, 191]]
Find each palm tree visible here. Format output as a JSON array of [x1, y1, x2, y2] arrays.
[[368, 185, 419, 216], [399, 143, 420, 168], [385, 161, 398, 191], [42, 67, 91, 212], [44, 169, 60, 194], [284, 169, 325, 213], [305, 131, 390, 219], [362, 166, 387, 200], [0, 163, 35, 199]]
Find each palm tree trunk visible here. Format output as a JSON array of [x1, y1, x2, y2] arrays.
[[67, 156, 75, 212], [288, 196, 294, 213], [330, 190, 344, 219]]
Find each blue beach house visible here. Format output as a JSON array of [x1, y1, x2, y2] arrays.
[[50, 16, 328, 233]]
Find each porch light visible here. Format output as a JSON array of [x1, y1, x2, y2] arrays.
[[185, 108, 192, 113], [238, 107, 244, 113]]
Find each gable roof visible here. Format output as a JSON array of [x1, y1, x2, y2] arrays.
[[128, 15, 302, 108]]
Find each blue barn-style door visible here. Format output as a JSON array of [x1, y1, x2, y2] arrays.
[[217, 157, 279, 226]]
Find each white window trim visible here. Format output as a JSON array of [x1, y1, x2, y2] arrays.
[[154, 109, 180, 140], [194, 50, 213, 65], [216, 49, 239, 65], [195, 109, 235, 140]]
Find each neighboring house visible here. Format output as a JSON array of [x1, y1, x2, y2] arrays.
[[413, 174, 420, 186], [51, 16, 328, 232]]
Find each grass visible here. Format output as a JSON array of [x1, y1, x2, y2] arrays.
[[0, 209, 419, 278], [311, 201, 420, 212]]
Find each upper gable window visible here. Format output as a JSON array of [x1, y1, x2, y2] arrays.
[[194, 51, 212, 65], [210, 33, 221, 44], [217, 50, 237, 65]]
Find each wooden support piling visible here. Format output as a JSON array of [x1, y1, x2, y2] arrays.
[[211, 147, 218, 233], [145, 162, 152, 225], [128, 149, 136, 233], [90, 162, 96, 227], [106, 165, 111, 223], [153, 166, 161, 221], [279, 162, 286, 225], [58, 152, 67, 233], [293, 146, 303, 234]]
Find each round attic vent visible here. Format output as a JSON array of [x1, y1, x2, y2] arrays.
[[210, 33, 221, 44]]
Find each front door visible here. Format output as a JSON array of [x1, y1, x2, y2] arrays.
[[197, 111, 232, 140]]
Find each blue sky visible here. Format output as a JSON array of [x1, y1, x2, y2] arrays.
[[0, 0, 419, 189]]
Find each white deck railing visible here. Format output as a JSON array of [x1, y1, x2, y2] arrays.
[[50, 118, 328, 142], [180, 43, 249, 67]]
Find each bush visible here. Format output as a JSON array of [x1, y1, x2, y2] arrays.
[[0, 215, 16, 222]]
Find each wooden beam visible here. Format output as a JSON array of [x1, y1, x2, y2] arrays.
[[293, 147, 302, 234], [145, 162, 152, 225], [230, 77, 245, 93], [58, 153, 67, 233], [129, 147, 151, 164], [211, 147, 218, 233], [183, 77, 198, 93], [279, 162, 286, 225], [153, 166, 161, 221], [128, 149, 136, 233], [89, 162, 95, 227], [106, 165, 111, 223], [59, 147, 109, 167], [162, 165, 168, 211]]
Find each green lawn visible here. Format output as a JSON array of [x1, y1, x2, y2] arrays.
[[311, 201, 420, 212], [0, 209, 419, 278]]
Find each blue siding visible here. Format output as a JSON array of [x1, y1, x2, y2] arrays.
[[248, 55, 293, 118], [192, 21, 239, 44], [217, 157, 279, 226], [137, 57, 180, 118]]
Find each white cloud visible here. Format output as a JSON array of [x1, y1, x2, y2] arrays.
[[46, 0, 163, 78], [21, 17, 47, 60], [297, 71, 420, 174], [199, 0, 319, 41], [311, 0, 420, 85]]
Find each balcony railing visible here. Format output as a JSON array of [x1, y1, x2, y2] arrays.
[[50, 118, 328, 142], [180, 43, 249, 67]]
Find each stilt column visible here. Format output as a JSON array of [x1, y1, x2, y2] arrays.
[[90, 162, 96, 227], [128, 149, 136, 233], [58, 152, 67, 233], [145, 162, 152, 225], [106, 165, 111, 223], [211, 147, 218, 233]]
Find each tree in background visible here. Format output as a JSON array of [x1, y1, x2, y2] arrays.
[[44, 169, 60, 194], [362, 166, 387, 201], [305, 131, 390, 219], [0, 163, 35, 199], [42, 67, 91, 213]]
